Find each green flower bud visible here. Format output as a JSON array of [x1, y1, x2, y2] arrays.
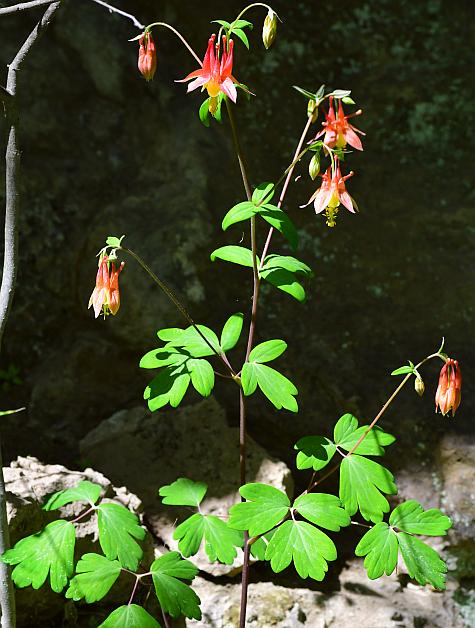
[[415, 376, 425, 397], [307, 99, 318, 123], [262, 9, 277, 49], [308, 153, 320, 180]]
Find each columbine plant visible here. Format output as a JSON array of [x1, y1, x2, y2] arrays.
[[1, 3, 462, 628]]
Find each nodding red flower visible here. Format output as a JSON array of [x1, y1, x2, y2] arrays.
[[88, 255, 124, 319], [177, 34, 238, 104], [138, 31, 157, 82], [435, 358, 462, 417], [302, 158, 357, 227], [313, 96, 365, 151]]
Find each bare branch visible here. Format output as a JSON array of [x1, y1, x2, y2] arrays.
[[0, 0, 55, 16], [89, 0, 144, 30], [0, 3, 62, 626]]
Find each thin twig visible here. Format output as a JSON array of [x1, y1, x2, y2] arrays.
[[88, 0, 144, 30], [0, 0, 55, 16]]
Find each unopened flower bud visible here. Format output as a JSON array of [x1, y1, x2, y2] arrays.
[[308, 154, 320, 180], [307, 99, 318, 123], [262, 9, 277, 49], [414, 376, 425, 397], [138, 31, 157, 82]]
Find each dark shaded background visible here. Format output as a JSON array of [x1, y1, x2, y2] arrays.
[[1, 0, 474, 624]]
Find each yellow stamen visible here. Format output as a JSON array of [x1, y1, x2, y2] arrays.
[[325, 206, 339, 227]]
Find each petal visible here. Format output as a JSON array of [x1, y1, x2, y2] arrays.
[[187, 75, 209, 92], [344, 128, 363, 151], [339, 190, 355, 213], [175, 69, 206, 83], [221, 77, 237, 102], [314, 190, 333, 214]]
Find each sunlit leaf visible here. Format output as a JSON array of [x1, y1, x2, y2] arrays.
[[97, 503, 145, 570], [150, 552, 201, 620], [66, 553, 121, 603], [159, 478, 207, 507], [229, 483, 290, 537]]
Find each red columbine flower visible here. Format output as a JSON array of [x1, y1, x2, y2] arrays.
[[138, 31, 157, 82], [88, 254, 124, 318], [313, 96, 365, 151], [303, 158, 357, 227], [178, 34, 238, 106], [435, 358, 462, 417]]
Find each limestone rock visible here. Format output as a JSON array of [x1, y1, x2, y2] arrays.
[[80, 398, 293, 575]]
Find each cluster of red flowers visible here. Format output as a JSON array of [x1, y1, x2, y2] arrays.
[[88, 255, 124, 318]]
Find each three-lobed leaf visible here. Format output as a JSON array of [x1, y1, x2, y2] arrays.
[[355, 522, 398, 579], [242, 362, 298, 412], [397, 532, 447, 590], [66, 553, 121, 603], [150, 552, 201, 620], [173, 513, 243, 564], [339, 455, 397, 523], [293, 493, 351, 531], [333, 413, 395, 456], [1, 520, 75, 593], [389, 500, 452, 536], [99, 604, 161, 627], [159, 478, 207, 507], [43, 480, 102, 511], [229, 483, 290, 537], [97, 503, 145, 570], [294, 435, 336, 471], [265, 520, 337, 581]]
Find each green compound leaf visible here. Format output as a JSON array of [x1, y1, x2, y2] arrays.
[[233, 27, 250, 49], [222, 201, 255, 231], [229, 483, 290, 537], [1, 520, 75, 593], [340, 455, 397, 523], [99, 604, 161, 627], [333, 413, 395, 456], [139, 348, 187, 369], [397, 532, 447, 590], [293, 493, 351, 531], [65, 553, 121, 603], [265, 520, 337, 580], [252, 182, 275, 205], [97, 503, 145, 570], [144, 365, 191, 411], [150, 552, 201, 620], [220, 312, 244, 351], [294, 435, 336, 471], [167, 325, 220, 358], [188, 358, 215, 397], [242, 363, 298, 412], [210, 245, 259, 268], [159, 478, 207, 508], [255, 204, 298, 250], [389, 500, 452, 536], [259, 266, 306, 302], [261, 254, 312, 277], [199, 98, 210, 127], [249, 339, 287, 363], [173, 513, 243, 564], [43, 480, 102, 511], [355, 522, 398, 579]]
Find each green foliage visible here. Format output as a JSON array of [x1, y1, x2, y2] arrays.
[[1, 520, 75, 592], [144, 364, 191, 411], [229, 483, 290, 536], [174, 513, 243, 564], [248, 339, 287, 363], [293, 493, 351, 531], [220, 312, 244, 351], [97, 503, 145, 570], [355, 501, 452, 589], [333, 413, 395, 455], [99, 604, 161, 627], [150, 552, 201, 620], [294, 435, 336, 471], [389, 499, 452, 535], [265, 520, 336, 580], [43, 480, 102, 511], [252, 182, 275, 205], [199, 98, 210, 127], [255, 204, 298, 250], [211, 245, 257, 268], [222, 201, 255, 230], [159, 478, 207, 507], [66, 553, 121, 603], [242, 361, 298, 412], [189, 358, 215, 396], [339, 455, 397, 523]]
